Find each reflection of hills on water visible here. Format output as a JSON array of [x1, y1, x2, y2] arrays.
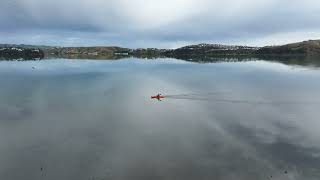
[[45, 53, 127, 60], [2, 53, 320, 68], [171, 55, 320, 67]]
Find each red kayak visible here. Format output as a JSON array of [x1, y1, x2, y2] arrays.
[[151, 94, 165, 101]]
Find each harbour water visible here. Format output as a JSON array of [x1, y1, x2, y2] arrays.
[[0, 58, 320, 180]]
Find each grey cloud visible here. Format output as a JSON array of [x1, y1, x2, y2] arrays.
[[1, 0, 320, 47]]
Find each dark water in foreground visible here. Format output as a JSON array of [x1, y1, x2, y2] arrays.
[[0, 58, 320, 180]]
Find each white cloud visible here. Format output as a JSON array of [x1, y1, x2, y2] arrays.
[[112, 0, 200, 29]]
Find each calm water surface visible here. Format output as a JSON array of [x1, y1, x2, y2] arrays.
[[0, 58, 320, 180]]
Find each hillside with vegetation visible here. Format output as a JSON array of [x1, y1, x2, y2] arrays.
[[1, 40, 320, 60], [257, 40, 320, 57], [0, 47, 44, 60]]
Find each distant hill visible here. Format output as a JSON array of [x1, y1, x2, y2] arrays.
[[257, 40, 320, 57], [0, 47, 44, 60], [164, 43, 259, 59], [43, 46, 168, 59], [43, 46, 130, 59], [168, 43, 258, 54], [1, 40, 320, 60]]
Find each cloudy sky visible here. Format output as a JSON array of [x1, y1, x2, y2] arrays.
[[1, 0, 320, 48]]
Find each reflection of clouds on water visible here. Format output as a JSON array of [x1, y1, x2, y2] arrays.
[[0, 59, 319, 180], [199, 80, 320, 179], [0, 104, 33, 121]]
